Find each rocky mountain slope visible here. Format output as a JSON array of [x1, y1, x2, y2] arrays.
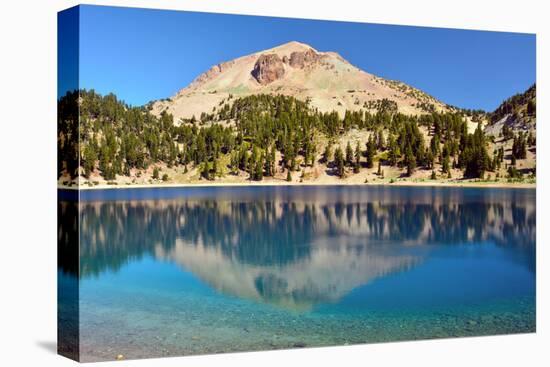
[[485, 84, 536, 137], [150, 41, 450, 122]]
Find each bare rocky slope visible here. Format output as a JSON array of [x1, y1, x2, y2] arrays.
[[485, 84, 536, 137], [150, 41, 450, 122]]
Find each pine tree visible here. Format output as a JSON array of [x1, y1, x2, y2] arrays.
[[512, 133, 527, 159], [442, 153, 450, 174], [264, 146, 274, 177], [405, 146, 416, 176], [430, 134, 441, 157], [366, 135, 376, 168], [199, 163, 209, 180], [527, 131, 536, 146], [254, 159, 263, 181], [461, 123, 490, 178], [334, 147, 345, 178], [212, 159, 218, 177], [377, 129, 385, 150], [387, 134, 400, 167], [323, 144, 333, 164], [345, 142, 354, 167], [527, 99, 536, 115], [354, 141, 362, 173], [425, 149, 434, 169], [271, 146, 277, 174], [82, 143, 98, 178]]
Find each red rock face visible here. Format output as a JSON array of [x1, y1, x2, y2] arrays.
[[289, 48, 319, 69], [251, 54, 285, 85]]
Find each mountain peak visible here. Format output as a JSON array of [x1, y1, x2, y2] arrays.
[[266, 41, 318, 54], [153, 41, 450, 120]]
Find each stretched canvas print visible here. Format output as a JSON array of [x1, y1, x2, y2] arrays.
[[58, 5, 536, 362]]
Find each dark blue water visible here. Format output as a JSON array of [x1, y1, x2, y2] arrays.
[[58, 186, 536, 361]]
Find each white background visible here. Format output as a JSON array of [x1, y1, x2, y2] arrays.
[[0, 0, 548, 365]]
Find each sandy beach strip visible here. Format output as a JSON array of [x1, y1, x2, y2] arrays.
[[59, 179, 536, 191]]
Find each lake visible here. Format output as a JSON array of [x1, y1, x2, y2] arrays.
[[58, 185, 536, 361]]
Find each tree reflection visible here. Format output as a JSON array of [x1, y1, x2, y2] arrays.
[[62, 188, 535, 272]]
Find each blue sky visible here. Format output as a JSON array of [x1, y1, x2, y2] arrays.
[[64, 5, 535, 111]]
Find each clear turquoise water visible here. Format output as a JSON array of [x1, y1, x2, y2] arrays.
[[59, 186, 536, 361]]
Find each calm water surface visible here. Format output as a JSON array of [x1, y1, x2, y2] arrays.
[[58, 186, 536, 361]]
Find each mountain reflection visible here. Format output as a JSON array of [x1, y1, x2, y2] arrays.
[[59, 187, 535, 310]]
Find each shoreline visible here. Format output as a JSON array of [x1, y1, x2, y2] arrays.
[[59, 179, 536, 191]]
